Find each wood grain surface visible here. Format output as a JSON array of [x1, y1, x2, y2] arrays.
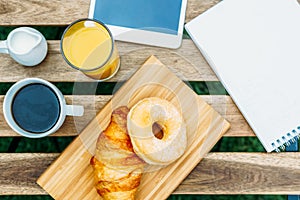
[[1, 152, 300, 195], [175, 152, 300, 194], [0, 40, 217, 82], [37, 56, 230, 200], [0, 0, 220, 25], [0, 95, 254, 137], [1, 0, 296, 197]]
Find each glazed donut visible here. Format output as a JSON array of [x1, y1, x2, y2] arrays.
[[127, 97, 187, 166]]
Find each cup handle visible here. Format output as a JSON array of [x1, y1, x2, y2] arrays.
[[65, 105, 84, 116], [0, 40, 9, 54]]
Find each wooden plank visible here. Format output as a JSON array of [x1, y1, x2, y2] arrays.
[[0, 0, 220, 25], [0, 95, 254, 137], [0, 0, 88, 26], [0, 153, 56, 195], [0, 40, 217, 82], [186, 0, 221, 23], [1, 152, 300, 195], [175, 152, 300, 194], [205, 95, 254, 137]]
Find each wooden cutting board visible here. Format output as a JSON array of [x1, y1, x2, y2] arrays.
[[37, 56, 230, 200]]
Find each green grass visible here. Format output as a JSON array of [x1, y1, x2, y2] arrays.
[[0, 26, 66, 40], [0, 137, 266, 153]]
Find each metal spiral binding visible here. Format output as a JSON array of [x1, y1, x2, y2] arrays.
[[270, 126, 300, 152]]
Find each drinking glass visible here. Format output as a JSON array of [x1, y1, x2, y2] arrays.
[[61, 18, 120, 81]]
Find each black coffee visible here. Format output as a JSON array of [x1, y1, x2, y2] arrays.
[[12, 83, 60, 133]]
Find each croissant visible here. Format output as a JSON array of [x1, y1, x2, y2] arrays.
[[90, 106, 145, 200]]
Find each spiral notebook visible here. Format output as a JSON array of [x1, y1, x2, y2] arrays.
[[185, 0, 300, 152]]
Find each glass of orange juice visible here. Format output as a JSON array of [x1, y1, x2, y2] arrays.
[[61, 18, 120, 81]]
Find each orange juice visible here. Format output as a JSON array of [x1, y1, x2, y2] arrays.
[[61, 19, 120, 80]]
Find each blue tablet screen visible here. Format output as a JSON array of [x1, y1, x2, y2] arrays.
[[93, 0, 182, 35]]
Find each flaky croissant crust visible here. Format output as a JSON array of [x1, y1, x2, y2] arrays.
[[90, 106, 144, 200]]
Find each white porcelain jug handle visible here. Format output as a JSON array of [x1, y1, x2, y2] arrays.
[[0, 40, 9, 54], [65, 105, 84, 116]]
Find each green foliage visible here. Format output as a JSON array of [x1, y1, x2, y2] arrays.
[[212, 137, 265, 152], [0, 26, 66, 40]]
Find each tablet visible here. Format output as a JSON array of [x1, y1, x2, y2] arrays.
[[89, 0, 187, 49]]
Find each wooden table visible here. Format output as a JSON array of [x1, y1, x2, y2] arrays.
[[0, 0, 299, 199]]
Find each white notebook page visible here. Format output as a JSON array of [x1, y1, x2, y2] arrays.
[[186, 0, 300, 151]]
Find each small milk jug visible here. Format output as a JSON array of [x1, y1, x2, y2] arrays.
[[0, 27, 48, 66]]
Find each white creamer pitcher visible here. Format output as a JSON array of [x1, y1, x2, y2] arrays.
[[0, 27, 48, 66]]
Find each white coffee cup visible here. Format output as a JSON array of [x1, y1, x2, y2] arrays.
[[3, 78, 84, 138], [0, 27, 48, 66]]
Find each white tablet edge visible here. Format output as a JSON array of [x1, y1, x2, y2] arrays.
[[88, 0, 187, 49]]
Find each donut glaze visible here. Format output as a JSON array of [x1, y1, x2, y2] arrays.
[[127, 97, 187, 165]]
